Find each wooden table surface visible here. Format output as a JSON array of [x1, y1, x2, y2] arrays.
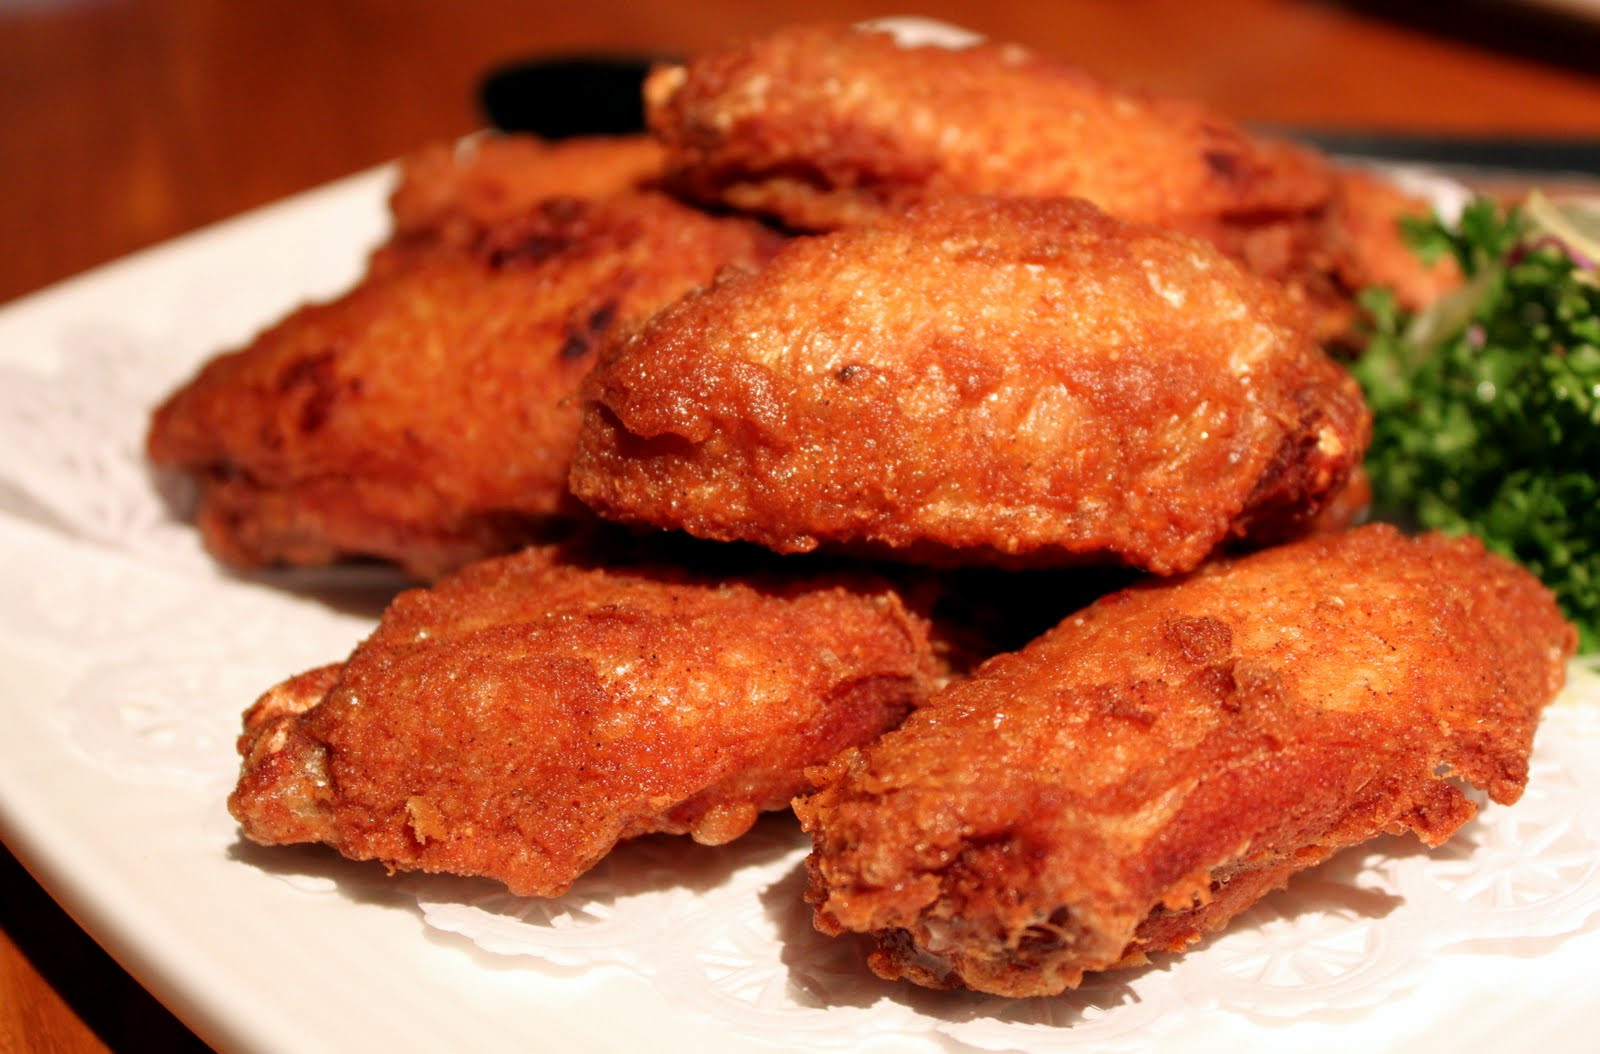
[[2, 0, 1598, 1050]]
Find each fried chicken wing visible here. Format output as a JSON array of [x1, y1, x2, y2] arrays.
[[149, 146, 781, 578], [571, 195, 1369, 574], [229, 544, 943, 897], [793, 524, 1576, 996], [1324, 166, 1462, 318], [643, 22, 1450, 336], [646, 23, 1326, 236], [387, 134, 666, 248]]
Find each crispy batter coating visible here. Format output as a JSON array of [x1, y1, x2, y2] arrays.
[[1324, 166, 1462, 316], [643, 23, 1450, 336], [571, 195, 1369, 574], [148, 172, 781, 578], [387, 134, 666, 248], [229, 545, 943, 897], [646, 23, 1328, 236], [794, 524, 1576, 996], [1307, 463, 1372, 535]]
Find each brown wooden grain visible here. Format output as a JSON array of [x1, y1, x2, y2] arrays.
[[0, 924, 106, 1054], [1, 0, 1598, 1047], [3, 0, 1600, 305]]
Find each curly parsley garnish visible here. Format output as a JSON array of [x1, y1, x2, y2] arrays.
[[1352, 193, 1600, 652]]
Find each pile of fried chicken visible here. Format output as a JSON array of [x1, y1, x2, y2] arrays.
[[149, 23, 1576, 998]]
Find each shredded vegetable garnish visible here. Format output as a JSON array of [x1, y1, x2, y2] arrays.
[[1352, 195, 1600, 652]]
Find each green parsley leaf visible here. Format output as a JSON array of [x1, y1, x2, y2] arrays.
[[1351, 195, 1600, 652]]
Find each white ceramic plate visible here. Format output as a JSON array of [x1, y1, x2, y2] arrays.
[[2, 164, 1599, 1054]]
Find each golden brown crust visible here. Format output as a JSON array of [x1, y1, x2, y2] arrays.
[[387, 134, 667, 247], [643, 23, 1454, 339], [646, 24, 1329, 235], [1303, 463, 1372, 536], [149, 178, 781, 579], [571, 195, 1369, 574], [793, 524, 1576, 996], [228, 545, 944, 897], [1325, 166, 1463, 314]]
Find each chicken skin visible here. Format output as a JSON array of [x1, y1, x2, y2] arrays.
[[794, 525, 1576, 996], [148, 139, 781, 578], [229, 544, 943, 897], [386, 134, 667, 250], [643, 22, 1450, 336], [571, 195, 1369, 574], [1323, 166, 1461, 322]]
